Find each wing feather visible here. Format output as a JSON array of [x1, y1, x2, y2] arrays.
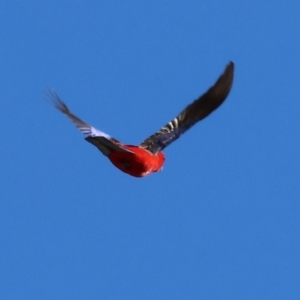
[[45, 88, 134, 156], [140, 62, 234, 154]]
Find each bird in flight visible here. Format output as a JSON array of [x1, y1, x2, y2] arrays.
[[46, 62, 234, 177]]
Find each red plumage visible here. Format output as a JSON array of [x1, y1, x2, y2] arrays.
[[108, 146, 165, 177]]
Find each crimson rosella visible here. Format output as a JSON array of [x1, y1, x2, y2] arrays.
[[46, 62, 234, 177]]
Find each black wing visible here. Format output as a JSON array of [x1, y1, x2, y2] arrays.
[[139, 62, 234, 154], [45, 88, 134, 156]]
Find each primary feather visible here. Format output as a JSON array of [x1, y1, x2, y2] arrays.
[[45, 88, 134, 156], [139, 62, 234, 154]]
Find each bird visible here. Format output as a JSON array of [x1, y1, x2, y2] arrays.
[[45, 62, 234, 177]]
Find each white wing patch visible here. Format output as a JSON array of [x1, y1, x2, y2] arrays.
[[44, 88, 111, 139], [45, 87, 134, 156]]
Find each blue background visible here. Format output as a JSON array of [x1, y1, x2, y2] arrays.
[[1, 1, 299, 299]]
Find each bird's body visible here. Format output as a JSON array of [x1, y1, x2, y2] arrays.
[[108, 146, 165, 177], [46, 62, 234, 177]]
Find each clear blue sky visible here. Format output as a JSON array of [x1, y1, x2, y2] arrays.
[[1, 1, 299, 299]]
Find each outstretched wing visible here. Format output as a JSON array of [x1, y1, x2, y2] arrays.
[[140, 62, 234, 154], [45, 88, 134, 156]]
